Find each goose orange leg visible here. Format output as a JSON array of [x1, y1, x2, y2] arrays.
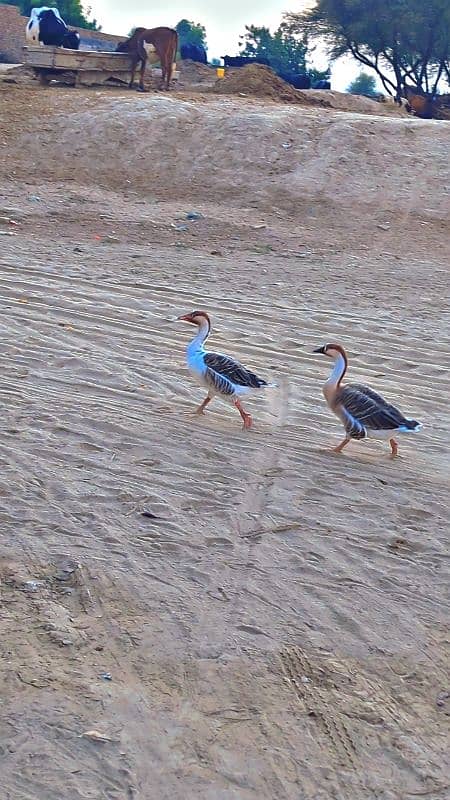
[[333, 437, 350, 453], [235, 399, 252, 429], [195, 396, 212, 415], [389, 438, 398, 457]]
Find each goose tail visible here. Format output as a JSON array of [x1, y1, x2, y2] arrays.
[[399, 419, 422, 433]]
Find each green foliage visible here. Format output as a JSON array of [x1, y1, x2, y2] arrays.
[[239, 24, 306, 73], [308, 65, 331, 85], [239, 22, 330, 80], [347, 71, 378, 95], [175, 19, 207, 49], [285, 0, 450, 98], [1, 0, 101, 29]]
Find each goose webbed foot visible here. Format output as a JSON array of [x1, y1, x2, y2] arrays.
[[332, 437, 351, 453], [195, 396, 212, 415], [235, 399, 252, 429], [389, 438, 399, 458]]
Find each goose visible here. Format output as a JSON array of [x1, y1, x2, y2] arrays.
[[313, 343, 422, 456], [178, 310, 272, 428]]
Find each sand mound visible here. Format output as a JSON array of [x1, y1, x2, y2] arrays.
[[0, 83, 449, 800], [19, 96, 449, 218], [178, 58, 215, 87], [214, 63, 311, 104], [304, 88, 407, 116], [213, 64, 402, 115]]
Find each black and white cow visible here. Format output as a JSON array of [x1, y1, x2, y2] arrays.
[[26, 7, 80, 50]]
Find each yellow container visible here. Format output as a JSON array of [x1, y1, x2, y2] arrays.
[[216, 67, 225, 79]]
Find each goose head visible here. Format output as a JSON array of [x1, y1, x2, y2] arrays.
[[313, 343, 348, 360], [178, 310, 211, 330]]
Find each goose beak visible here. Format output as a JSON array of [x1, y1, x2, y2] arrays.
[[313, 346, 326, 354], [177, 313, 193, 323]]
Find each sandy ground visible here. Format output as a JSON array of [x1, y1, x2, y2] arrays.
[[0, 76, 449, 800]]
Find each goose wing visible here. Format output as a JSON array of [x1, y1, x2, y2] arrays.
[[337, 383, 410, 432], [204, 352, 268, 389]]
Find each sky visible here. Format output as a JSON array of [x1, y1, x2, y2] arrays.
[[89, 0, 363, 90]]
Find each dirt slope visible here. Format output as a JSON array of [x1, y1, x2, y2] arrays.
[[0, 84, 449, 800]]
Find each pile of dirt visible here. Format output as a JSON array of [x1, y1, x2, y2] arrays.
[[0, 82, 449, 800], [177, 58, 216, 88], [213, 64, 409, 115], [302, 88, 408, 116], [214, 63, 316, 104]]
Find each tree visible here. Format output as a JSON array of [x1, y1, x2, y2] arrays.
[[0, 0, 100, 29], [239, 22, 330, 80], [175, 19, 207, 50], [347, 72, 378, 95], [285, 0, 450, 99]]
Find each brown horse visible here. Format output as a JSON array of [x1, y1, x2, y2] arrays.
[[403, 87, 434, 119], [116, 26, 178, 92]]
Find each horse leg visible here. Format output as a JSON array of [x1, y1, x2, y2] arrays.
[[164, 55, 170, 90], [138, 56, 147, 92], [128, 57, 137, 89], [167, 52, 175, 90], [160, 51, 169, 90], [136, 45, 148, 92], [137, 59, 145, 92], [157, 51, 166, 90]]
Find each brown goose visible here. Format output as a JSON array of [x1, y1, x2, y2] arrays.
[[178, 310, 273, 428], [313, 343, 422, 456]]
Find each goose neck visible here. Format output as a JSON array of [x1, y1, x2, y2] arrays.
[[187, 320, 210, 355], [324, 353, 347, 400]]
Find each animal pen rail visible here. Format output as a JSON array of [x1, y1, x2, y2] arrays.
[[22, 45, 179, 87]]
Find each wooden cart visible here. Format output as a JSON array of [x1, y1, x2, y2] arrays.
[[22, 46, 179, 88]]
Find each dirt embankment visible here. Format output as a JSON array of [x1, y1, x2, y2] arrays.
[[7, 89, 448, 226], [213, 63, 408, 116], [0, 81, 449, 800]]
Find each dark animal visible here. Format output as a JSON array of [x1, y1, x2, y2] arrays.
[[403, 87, 434, 119], [223, 55, 270, 68], [278, 71, 311, 89], [313, 80, 331, 90], [26, 7, 80, 50], [116, 26, 178, 91], [180, 43, 207, 64]]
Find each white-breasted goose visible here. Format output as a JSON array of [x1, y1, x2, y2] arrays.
[[313, 343, 422, 456], [178, 310, 272, 428]]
